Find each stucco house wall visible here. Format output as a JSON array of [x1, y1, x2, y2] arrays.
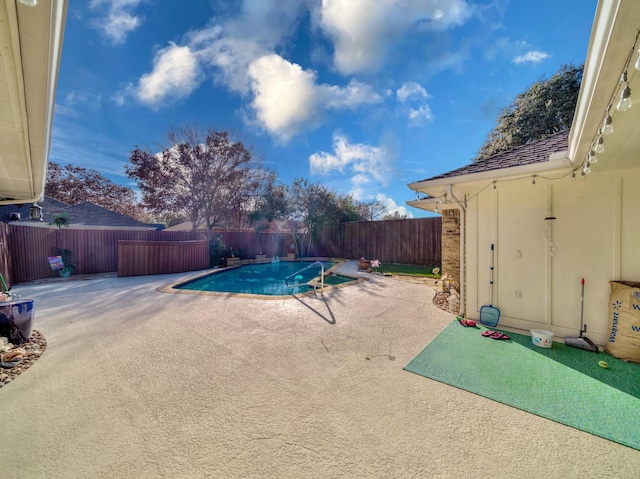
[[408, 0, 640, 347], [463, 166, 640, 345]]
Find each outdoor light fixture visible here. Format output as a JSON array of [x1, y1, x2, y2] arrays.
[[617, 85, 632, 111], [29, 203, 42, 221], [531, 176, 536, 188], [593, 136, 605, 154], [617, 73, 632, 111], [571, 171, 576, 182], [601, 110, 613, 135], [577, 32, 640, 183]]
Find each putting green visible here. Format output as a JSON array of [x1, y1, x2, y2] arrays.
[[404, 320, 640, 450]]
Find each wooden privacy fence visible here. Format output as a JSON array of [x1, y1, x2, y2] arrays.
[[117, 240, 209, 277], [213, 231, 295, 258], [0, 223, 10, 289], [313, 217, 441, 266], [2, 217, 441, 286], [6, 225, 205, 285]]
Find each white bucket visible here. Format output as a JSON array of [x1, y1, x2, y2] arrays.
[[530, 329, 553, 348]]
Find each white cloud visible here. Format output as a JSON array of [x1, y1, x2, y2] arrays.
[[309, 133, 395, 194], [248, 55, 382, 142], [123, 4, 381, 139], [408, 105, 434, 125], [375, 193, 414, 218], [132, 43, 203, 109], [64, 90, 102, 110], [248, 54, 322, 142], [513, 50, 550, 64], [395, 82, 434, 126], [317, 0, 472, 74], [89, 0, 143, 44], [396, 82, 429, 103], [190, 26, 269, 96], [324, 80, 383, 109]]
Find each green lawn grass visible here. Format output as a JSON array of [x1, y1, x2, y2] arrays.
[[376, 263, 440, 278]]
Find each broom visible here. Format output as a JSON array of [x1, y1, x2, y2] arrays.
[[564, 278, 599, 353]]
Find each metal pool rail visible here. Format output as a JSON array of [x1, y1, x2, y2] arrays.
[[285, 261, 325, 295]]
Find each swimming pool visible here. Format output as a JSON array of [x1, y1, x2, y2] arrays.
[[168, 260, 359, 297]]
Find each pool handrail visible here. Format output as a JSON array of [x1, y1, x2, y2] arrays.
[[285, 261, 325, 295]]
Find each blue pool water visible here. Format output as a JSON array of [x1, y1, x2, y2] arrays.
[[176, 261, 352, 296]]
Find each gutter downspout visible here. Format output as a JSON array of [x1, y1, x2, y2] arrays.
[[446, 184, 465, 316]]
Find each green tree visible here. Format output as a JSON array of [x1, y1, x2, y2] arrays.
[[46, 162, 144, 221], [50, 212, 71, 250], [284, 178, 366, 257], [250, 182, 288, 232], [475, 64, 583, 161]]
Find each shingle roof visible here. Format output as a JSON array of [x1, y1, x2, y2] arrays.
[[417, 129, 570, 183], [0, 196, 155, 229], [65, 202, 151, 228]]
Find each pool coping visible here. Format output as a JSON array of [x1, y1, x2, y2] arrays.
[[156, 258, 368, 300]]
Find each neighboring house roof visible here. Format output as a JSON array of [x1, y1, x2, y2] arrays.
[[0, 196, 158, 230], [416, 130, 570, 183], [165, 218, 215, 232], [165, 219, 291, 234]]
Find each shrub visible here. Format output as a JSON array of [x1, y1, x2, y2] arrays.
[[209, 235, 226, 267]]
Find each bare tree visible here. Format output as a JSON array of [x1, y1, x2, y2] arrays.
[[127, 126, 270, 235], [46, 162, 144, 221]]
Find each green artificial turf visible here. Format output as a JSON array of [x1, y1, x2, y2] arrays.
[[404, 320, 640, 450], [376, 263, 439, 278]]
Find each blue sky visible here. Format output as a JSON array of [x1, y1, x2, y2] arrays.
[[51, 0, 597, 218]]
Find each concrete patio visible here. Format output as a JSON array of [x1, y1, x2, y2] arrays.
[[1, 262, 639, 478]]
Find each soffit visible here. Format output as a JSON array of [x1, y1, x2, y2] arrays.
[[569, 0, 640, 173], [0, 0, 67, 205]]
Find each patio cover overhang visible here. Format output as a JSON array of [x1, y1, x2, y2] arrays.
[[0, 0, 67, 205], [569, 0, 640, 171]]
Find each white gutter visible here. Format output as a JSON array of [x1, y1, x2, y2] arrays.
[[408, 154, 572, 192], [446, 184, 465, 316], [567, 0, 621, 163]]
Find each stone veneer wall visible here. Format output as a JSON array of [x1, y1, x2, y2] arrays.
[[441, 209, 460, 282]]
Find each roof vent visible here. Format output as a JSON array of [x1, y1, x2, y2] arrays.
[[9, 212, 20, 221]]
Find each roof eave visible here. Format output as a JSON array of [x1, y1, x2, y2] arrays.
[[408, 152, 572, 194], [0, 0, 68, 206]]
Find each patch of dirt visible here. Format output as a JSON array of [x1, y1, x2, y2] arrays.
[[0, 330, 46, 388], [388, 275, 459, 314]]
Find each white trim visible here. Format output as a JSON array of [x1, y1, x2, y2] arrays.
[[39, 0, 68, 201], [568, 0, 620, 163], [408, 155, 573, 192]]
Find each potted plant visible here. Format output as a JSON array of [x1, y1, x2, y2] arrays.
[[50, 213, 76, 277], [226, 247, 240, 267], [357, 257, 370, 271]]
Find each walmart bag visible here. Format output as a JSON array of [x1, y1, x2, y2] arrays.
[[605, 281, 640, 363]]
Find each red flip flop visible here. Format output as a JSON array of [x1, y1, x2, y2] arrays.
[[458, 318, 478, 328], [482, 330, 496, 337], [490, 332, 510, 340]]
